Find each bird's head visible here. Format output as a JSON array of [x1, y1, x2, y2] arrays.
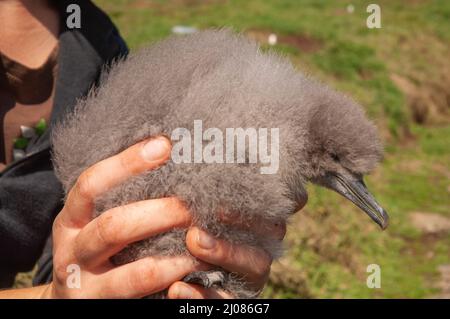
[[299, 87, 389, 229]]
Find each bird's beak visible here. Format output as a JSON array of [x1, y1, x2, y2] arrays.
[[321, 173, 389, 230]]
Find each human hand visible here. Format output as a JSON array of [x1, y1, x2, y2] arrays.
[[44, 136, 213, 298], [42, 135, 303, 299], [167, 219, 289, 299], [168, 196, 308, 299]]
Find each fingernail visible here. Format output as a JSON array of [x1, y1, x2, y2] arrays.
[[197, 229, 217, 249], [175, 285, 193, 299], [141, 137, 170, 162]]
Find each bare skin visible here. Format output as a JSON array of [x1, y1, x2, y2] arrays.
[[0, 137, 293, 299], [0, 0, 304, 299], [0, 0, 59, 68]]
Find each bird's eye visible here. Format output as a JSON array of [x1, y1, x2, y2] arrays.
[[331, 153, 340, 163]]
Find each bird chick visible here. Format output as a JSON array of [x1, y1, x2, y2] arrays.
[[52, 29, 389, 298]]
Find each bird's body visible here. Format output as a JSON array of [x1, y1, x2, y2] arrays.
[[52, 29, 388, 298]]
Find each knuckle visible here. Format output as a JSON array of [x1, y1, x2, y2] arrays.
[[253, 251, 272, 278], [75, 169, 96, 199], [53, 252, 71, 283], [127, 258, 157, 293], [52, 215, 63, 235], [51, 215, 67, 246], [95, 212, 121, 247]]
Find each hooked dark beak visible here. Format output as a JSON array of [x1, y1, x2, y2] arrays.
[[320, 173, 389, 230]]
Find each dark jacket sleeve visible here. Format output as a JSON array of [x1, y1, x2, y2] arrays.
[[0, 1, 128, 288], [0, 150, 63, 287]]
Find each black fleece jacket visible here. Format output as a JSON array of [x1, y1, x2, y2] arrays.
[[0, 0, 128, 287]]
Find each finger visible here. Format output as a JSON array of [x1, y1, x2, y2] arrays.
[[218, 211, 287, 241], [60, 136, 171, 228], [167, 281, 233, 299], [186, 227, 272, 288], [74, 197, 191, 268], [52, 213, 80, 253], [96, 256, 210, 299]]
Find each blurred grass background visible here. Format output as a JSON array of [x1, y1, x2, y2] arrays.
[[16, 0, 450, 298]]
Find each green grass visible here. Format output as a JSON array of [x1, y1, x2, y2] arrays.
[[50, 0, 449, 298]]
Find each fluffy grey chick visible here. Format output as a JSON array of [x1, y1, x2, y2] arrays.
[[52, 29, 389, 298]]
